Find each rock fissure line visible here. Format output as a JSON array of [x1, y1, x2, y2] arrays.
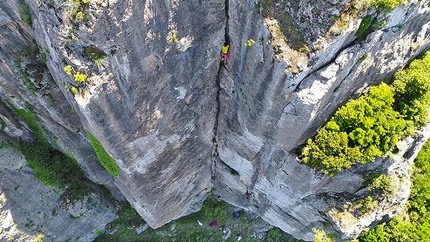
[[249, 151, 263, 192], [211, 0, 230, 182], [312, 61, 361, 118], [294, 39, 358, 92]]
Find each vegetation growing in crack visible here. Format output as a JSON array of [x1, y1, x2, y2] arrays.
[[257, 0, 305, 50], [87, 131, 120, 177], [64, 64, 87, 84], [85, 46, 107, 66], [368, 174, 398, 194], [20, 3, 32, 27], [15, 56, 37, 95], [357, 53, 369, 64], [15, 47, 46, 95], [302, 51, 430, 175], [63, 0, 93, 41], [355, 15, 374, 37], [7, 104, 92, 202], [329, 0, 409, 36], [34, 233, 44, 242], [67, 0, 91, 24], [63, 64, 87, 94]]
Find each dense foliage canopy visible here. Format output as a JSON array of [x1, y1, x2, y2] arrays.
[[303, 52, 430, 174]]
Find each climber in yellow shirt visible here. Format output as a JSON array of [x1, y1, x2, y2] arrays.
[[221, 41, 230, 65]]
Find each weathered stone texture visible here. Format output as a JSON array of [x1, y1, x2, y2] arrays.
[[215, 0, 430, 240], [0, 145, 117, 242], [0, 0, 429, 241]]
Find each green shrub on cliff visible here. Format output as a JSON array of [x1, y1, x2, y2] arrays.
[[313, 228, 333, 242], [87, 132, 120, 177], [393, 51, 430, 128], [20, 3, 32, 27], [13, 107, 84, 188], [369, 174, 397, 194], [359, 138, 430, 241], [21, 141, 83, 187], [370, 0, 409, 10], [303, 51, 430, 174], [302, 83, 412, 175], [355, 15, 374, 37], [84, 46, 107, 65]]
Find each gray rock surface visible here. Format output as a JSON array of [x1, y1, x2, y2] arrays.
[[215, 0, 430, 240], [0, 0, 429, 241], [0, 145, 117, 242]]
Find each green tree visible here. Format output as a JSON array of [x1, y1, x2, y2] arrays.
[[302, 50, 430, 174], [393, 52, 430, 128], [303, 83, 412, 174]]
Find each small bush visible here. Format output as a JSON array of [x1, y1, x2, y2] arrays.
[[265, 228, 283, 242], [355, 15, 373, 37], [75, 11, 85, 22], [20, 4, 32, 27], [34, 233, 44, 242], [172, 32, 178, 42], [87, 132, 120, 177], [260, 0, 274, 11], [299, 45, 310, 53], [84, 46, 107, 65], [358, 196, 378, 213], [313, 228, 333, 242], [369, 174, 397, 194], [67, 0, 91, 37], [370, 0, 409, 11], [245, 39, 256, 47], [74, 72, 87, 83], [358, 53, 368, 64], [70, 86, 79, 94], [64, 65, 73, 75], [95, 228, 103, 236], [70, 0, 90, 8]]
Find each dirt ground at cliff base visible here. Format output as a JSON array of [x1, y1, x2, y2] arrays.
[[95, 197, 303, 242]]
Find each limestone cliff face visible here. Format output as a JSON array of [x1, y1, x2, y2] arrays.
[[215, 0, 430, 240], [0, 0, 429, 241], [0, 146, 117, 241]]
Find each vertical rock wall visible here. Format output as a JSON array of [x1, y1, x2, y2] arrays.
[[0, 0, 429, 241], [0, 1, 117, 240], [27, 0, 225, 228], [0, 148, 117, 241], [214, 0, 430, 240]]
